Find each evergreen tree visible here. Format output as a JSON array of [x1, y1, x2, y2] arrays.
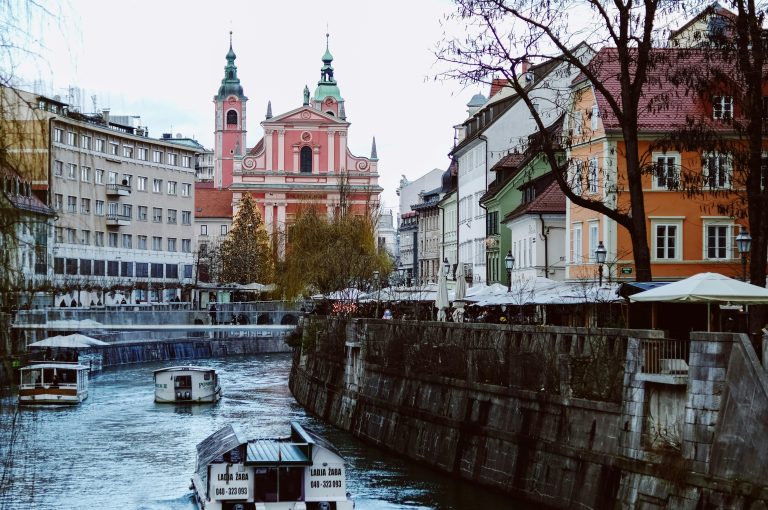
[[220, 193, 275, 285]]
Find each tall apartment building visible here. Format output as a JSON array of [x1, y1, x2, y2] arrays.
[[4, 87, 198, 306]]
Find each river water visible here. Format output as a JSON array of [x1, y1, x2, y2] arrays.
[[0, 353, 531, 510]]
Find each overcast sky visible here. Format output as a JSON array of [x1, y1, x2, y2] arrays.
[[13, 0, 478, 209]]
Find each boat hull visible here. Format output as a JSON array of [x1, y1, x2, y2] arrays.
[[155, 386, 221, 404], [19, 388, 87, 405]]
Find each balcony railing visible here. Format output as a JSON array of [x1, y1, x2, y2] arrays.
[[640, 338, 689, 375], [106, 183, 132, 197], [106, 213, 131, 227]]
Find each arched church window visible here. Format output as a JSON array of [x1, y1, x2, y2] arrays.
[[300, 146, 312, 173], [226, 110, 238, 126]]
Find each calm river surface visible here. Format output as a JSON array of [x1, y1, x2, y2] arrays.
[[0, 353, 533, 510]]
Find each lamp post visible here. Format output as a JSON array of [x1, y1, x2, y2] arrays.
[[595, 241, 607, 287], [443, 257, 451, 280], [372, 270, 380, 318], [504, 250, 515, 293], [736, 228, 752, 282]]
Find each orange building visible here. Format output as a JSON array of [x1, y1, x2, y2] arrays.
[[565, 47, 766, 283]]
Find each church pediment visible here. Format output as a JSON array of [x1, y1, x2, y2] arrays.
[[264, 106, 345, 126]]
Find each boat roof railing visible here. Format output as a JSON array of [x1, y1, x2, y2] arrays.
[[21, 362, 89, 371], [152, 365, 215, 374]]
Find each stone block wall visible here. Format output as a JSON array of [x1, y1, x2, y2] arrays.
[[290, 318, 768, 509]]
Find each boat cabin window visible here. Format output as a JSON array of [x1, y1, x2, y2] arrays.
[[204, 372, 211, 381], [252, 467, 303, 502], [174, 375, 192, 389], [21, 369, 42, 386]]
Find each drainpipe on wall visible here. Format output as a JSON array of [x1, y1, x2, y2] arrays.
[[539, 213, 549, 278]]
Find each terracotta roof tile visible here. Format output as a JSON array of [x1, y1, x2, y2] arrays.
[[503, 180, 565, 222], [195, 188, 233, 218], [580, 47, 741, 134]]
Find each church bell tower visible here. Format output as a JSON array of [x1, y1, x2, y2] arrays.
[[214, 32, 247, 189]]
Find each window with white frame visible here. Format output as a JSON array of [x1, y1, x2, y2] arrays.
[[122, 174, 132, 187], [713, 95, 733, 120], [54, 194, 63, 211], [572, 160, 584, 195], [590, 104, 600, 130], [108, 232, 118, 248], [54, 161, 63, 176], [123, 145, 133, 158], [108, 202, 118, 216], [138, 206, 147, 221], [182, 239, 191, 253], [66, 131, 75, 145], [167, 209, 177, 224], [153, 179, 162, 193], [53, 128, 63, 143], [167, 238, 177, 252], [138, 147, 148, 161], [152, 236, 162, 250], [704, 221, 733, 259], [167, 181, 177, 195], [588, 158, 598, 193], [201, 224, 208, 236], [108, 171, 118, 185], [153, 207, 162, 222], [95, 139, 105, 152], [95, 169, 104, 184], [95, 200, 104, 216], [182, 155, 191, 168], [703, 152, 732, 189], [138, 235, 147, 250], [95, 231, 104, 247], [137, 176, 147, 191], [221, 224, 228, 236], [652, 220, 682, 260], [81, 198, 90, 214], [167, 153, 177, 166], [571, 223, 583, 263], [653, 152, 680, 189], [122, 234, 132, 249], [588, 222, 599, 262], [67, 163, 76, 179], [181, 183, 191, 197], [152, 150, 162, 163], [182, 211, 191, 225], [81, 166, 91, 182], [109, 142, 119, 155], [67, 196, 76, 213], [81, 135, 91, 150]]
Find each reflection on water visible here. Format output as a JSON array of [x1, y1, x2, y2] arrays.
[[0, 354, 531, 510]]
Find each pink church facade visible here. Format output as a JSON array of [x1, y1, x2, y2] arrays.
[[209, 35, 382, 247]]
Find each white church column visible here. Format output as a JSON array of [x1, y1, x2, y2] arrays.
[[277, 204, 286, 258], [265, 129, 273, 172], [313, 146, 320, 174], [264, 201, 274, 232], [292, 146, 299, 173], [339, 130, 348, 171], [327, 130, 335, 173], [278, 130, 285, 171]]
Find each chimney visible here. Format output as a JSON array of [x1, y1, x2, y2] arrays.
[[162, 133, 172, 140], [102, 108, 110, 125]]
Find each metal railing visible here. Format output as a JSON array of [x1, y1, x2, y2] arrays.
[[640, 338, 690, 375]]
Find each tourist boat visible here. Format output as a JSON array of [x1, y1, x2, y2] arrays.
[[153, 366, 221, 403], [18, 362, 89, 405], [191, 421, 354, 510]]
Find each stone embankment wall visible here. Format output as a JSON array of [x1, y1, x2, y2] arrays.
[[289, 318, 768, 509]]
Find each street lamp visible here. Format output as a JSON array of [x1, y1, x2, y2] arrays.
[[736, 227, 752, 282], [595, 241, 607, 287], [372, 270, 380, 318], [443, 257, 451, 280], [504, 250, 515, 293]]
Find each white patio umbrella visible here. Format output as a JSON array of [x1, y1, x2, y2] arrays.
[[629, 272, 768, 331], [454, 262, 467, 302], [435, 265, 450, 321]]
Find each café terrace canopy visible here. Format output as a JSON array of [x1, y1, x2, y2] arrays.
[[629, 273, 768, 304]]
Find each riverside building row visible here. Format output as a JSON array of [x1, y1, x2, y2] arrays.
[[395, 5, 766, 288]]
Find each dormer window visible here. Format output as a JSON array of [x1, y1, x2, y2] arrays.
[[713, 96, 733, 120]]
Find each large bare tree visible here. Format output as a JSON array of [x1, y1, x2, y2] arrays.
[[437, 0, 696, 281]]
